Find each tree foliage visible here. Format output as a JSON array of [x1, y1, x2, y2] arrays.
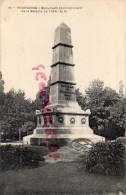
[[1, 89, 37, 141], [0, 72, 4, 93], [76, 79, 125, 140], [76, 88, 87, 110], [21, 121, 36, 136], [0, 71, 50, 141], [36, 87, 49, 110], [119, 80, 124, 98]]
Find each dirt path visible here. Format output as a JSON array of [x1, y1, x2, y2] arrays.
[[43, 139, 93, 163]]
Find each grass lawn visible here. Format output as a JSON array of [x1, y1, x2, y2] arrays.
[[0, 161, 125, 195], [0, 144, 125, 195]]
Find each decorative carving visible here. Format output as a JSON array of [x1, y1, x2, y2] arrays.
[[58, 116, 63, 123], [81, 118, 86, 124], [70, 117, 75, 124]]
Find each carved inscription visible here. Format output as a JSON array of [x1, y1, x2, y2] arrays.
[[59, 83, 75, 100]]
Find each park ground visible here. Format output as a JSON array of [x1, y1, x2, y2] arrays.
[[0, 144, 125, 195]]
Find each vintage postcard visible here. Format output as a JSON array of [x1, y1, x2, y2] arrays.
[[0, 0, 126, 194]]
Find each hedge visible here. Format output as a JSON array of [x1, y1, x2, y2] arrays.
[[82, 141, 125, 176], [0, 145, 45, 170]]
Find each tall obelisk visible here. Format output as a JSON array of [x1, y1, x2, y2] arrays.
[[23, 23, 103, 145], [49, 23, 77, 106], [46, 23, 94, 138]]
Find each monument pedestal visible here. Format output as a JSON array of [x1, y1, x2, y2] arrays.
[[23, 103, 103, 145]]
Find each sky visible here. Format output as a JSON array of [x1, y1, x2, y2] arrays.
[[1, 0, 126, 99]]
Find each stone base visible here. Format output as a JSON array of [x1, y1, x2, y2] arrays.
[[23, 104, 104, 145], [23, 130, 104, 145]]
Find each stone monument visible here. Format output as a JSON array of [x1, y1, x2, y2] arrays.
[[23, 23, 103, 145]]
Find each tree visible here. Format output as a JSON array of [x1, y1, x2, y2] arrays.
[[0, 71, 5, 144], [76, 88, 87, 110], [85, 79, 106, 131], [36, 76, 51, 110], [0, 72, 5, 114], [107, 99, 125, 138], [36, 87, 49, 110], [21, 121, 36, 137], [0, 71, 4, 93], [123, 98, 126, 130], [1, 89, 37, 141], [76, 79, 125, 140], [119, 80, 124, 98], [0, 75, 52, 141], [86, 79, 104, 99]]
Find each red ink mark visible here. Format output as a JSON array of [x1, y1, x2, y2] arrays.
[[39, 102, 49, 108], [38, 82, 46, 90], [46, 108, 51, 112], [46, 133, 57, 139], [32, 64, 60, 160], [35, 72, 47, 81], [45, 128, 54, 134], [32, 64, 45, 70], [47, 102, 52, 106], [41, 107, 51, 114], [49, 154, 60, 161], [48, 145, 59, 152], [45, 115, 52, 125], [39, 88, 48, 97]]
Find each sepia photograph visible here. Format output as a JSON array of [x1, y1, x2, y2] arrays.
[[0, 0, 126, 194]]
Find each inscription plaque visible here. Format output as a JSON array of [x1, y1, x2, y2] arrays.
[[59, 83, 75, 101]]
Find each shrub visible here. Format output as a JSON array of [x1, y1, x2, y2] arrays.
[[82, 141, 125, 176], [116, 137, 126, 146], [0, 145, 45, 170]]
